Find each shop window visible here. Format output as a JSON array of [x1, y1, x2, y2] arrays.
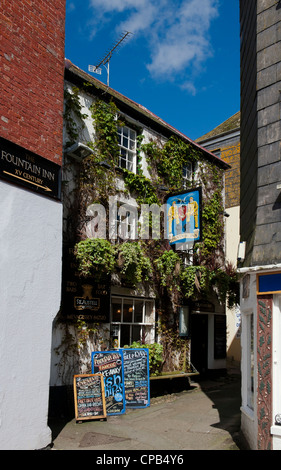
[[111, 296, 155, 347], [117, 125, 137, 173]]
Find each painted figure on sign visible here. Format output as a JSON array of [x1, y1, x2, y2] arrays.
[[168, 201, 180, 234], [187, 197, 198, 228]]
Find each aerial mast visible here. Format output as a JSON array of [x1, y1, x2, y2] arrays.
[[89, 31, 132, 87]]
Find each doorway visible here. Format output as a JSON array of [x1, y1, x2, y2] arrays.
[[191, 314, 208, 375]]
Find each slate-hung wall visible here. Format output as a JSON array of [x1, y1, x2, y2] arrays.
[[1, 0, 65, 164], [240, 0, 258, 267], [239, 0, 281, 451], [240, 0, 281, 267], [254, 2, 281, 265]]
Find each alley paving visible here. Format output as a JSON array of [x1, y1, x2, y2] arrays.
[[50, 371, 245, 451]]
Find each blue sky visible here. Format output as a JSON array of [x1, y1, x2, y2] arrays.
[[65, 0, 240, 141]]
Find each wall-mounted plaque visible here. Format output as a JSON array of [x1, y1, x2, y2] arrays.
[[61, 245, 110, 323], [0, 136, 61, 199]]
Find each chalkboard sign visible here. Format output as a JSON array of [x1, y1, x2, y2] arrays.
[[123, 348, 150, 408], [92, 351, 126, 416], [73, 374, 106, 421]]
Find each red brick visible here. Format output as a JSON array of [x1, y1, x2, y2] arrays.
[[0, 0, 65, 164]]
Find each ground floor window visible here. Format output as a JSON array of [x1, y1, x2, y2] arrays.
[[111, 296, 155, 347]]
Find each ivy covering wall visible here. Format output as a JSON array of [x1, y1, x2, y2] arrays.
[[61, 84, 238, 374]]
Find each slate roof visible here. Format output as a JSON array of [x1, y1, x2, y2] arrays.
[[196, 112, 240, 143]]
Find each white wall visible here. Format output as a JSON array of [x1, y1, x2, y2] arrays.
[[225, 205, 240, 265], [225, 205, 241, 363], [0, 181, 62, 449], [239, 272, 258, 450]]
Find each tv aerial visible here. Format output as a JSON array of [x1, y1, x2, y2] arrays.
[[89, 31, 132, 87]]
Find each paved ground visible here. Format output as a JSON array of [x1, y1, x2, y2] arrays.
[[50, 371, 246, 452]]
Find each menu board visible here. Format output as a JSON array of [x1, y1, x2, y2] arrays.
[[123, 348, 150, 408], [92, 350, 126, 416], [73, 374, 106, 421]]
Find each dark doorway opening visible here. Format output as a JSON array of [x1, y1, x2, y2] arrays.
[[191, 314, 208, 375]]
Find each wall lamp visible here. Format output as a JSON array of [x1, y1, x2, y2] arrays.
[[64, 142, 93, 161], [64, 143, 112, 170], [238, 241, 246, 262]]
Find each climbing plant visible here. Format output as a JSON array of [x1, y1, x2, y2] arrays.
[[64, 86, 88, 146], [66, 93, 238, 304], [62, 89, 239, 373], [141, 135, 200, 191], [116, 241, 153, 286], [180, 263, 238, 308], [154, 249, 182, 291], [74, 238, 116, 278]]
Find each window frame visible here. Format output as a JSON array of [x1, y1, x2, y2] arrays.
[[111, 296, 155, 347], [179, 305, 190, 337], [117, 125, 137, 173], [115, 201, 138, 241], [182, 161, 198, 189]]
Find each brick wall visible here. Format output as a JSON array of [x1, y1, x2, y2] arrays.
[[0, 0, 66, 164], [221, 143, 240, 209]]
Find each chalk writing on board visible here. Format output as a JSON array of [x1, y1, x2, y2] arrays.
[[73, 374, 106, 421], [92, 351, 126, 415], [123, 348, 150, 408]]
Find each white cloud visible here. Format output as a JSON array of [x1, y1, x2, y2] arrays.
[[181, 81, 197, 96], [88, 0, 220, 91]]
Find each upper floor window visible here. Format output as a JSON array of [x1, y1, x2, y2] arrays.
[[117, 125, 137, 173], [182, 161, 198, 189], [182, 162, 192, 188]]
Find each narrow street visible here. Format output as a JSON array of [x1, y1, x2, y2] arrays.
[[50, 370, 245, 451]]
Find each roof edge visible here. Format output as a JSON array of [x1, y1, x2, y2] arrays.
[[64, 59, 230, 170]]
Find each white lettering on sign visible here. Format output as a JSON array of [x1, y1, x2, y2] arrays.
[[1, 150, 55, 181]]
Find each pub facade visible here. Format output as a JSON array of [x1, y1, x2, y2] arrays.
[[49, 59, 236, 405]]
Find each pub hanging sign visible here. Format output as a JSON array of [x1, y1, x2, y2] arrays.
[[166, 187, 202, 245], [0, 136, 61, 199]]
